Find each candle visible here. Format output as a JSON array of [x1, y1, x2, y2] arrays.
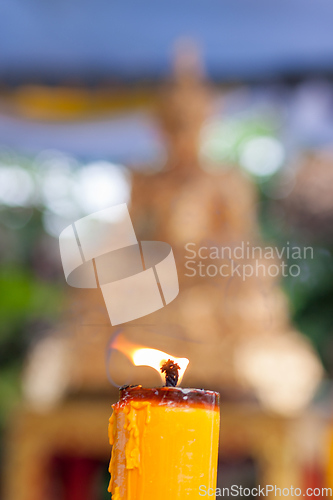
[[107, 359, 220, 499]]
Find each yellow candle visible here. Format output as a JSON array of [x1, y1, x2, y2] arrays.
[[108, 385, 220, 499]]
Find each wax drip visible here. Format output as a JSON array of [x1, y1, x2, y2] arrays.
[[161, 359, 181, 387]]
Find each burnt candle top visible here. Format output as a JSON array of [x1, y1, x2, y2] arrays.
[[118, 385, 220, 410], [161, 359, 180, 387]]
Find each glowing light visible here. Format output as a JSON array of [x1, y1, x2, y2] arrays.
[[240, 136, 284, 177], [111, 334, 189, 384], [40, 162, 79, 218], [72, 161, 130, 214], [0, 165, 35, 207], [41, 168, 74, 202], [132, 348, 189, 384], [23, 337, 69, 411], [235, 336, 323, 416]]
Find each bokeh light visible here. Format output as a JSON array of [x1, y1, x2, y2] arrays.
[[0, 165, 35, 207], [239, 136, 285, 177], [72, 161, 130, 214]]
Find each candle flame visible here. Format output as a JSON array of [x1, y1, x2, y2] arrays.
[[111, 334, 189, 384], [132, 348, 189, 384]]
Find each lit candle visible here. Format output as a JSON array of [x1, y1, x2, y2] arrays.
[[108, 355, 220, 499]]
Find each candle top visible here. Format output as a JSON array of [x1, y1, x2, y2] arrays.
[[118, 385, 220, 410]]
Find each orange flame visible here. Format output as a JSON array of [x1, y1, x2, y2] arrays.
[[112, 334, 189, 384]]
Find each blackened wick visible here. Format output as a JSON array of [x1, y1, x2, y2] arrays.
[[161, 359, 181, 387]]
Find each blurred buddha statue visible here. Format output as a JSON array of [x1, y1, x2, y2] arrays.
[[23, 45, 322, 418]]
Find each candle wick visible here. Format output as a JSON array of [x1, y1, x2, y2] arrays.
[[161, 359, 180, 387]]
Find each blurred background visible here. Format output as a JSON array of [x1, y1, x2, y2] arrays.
[[1, 1, 333, 499]]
